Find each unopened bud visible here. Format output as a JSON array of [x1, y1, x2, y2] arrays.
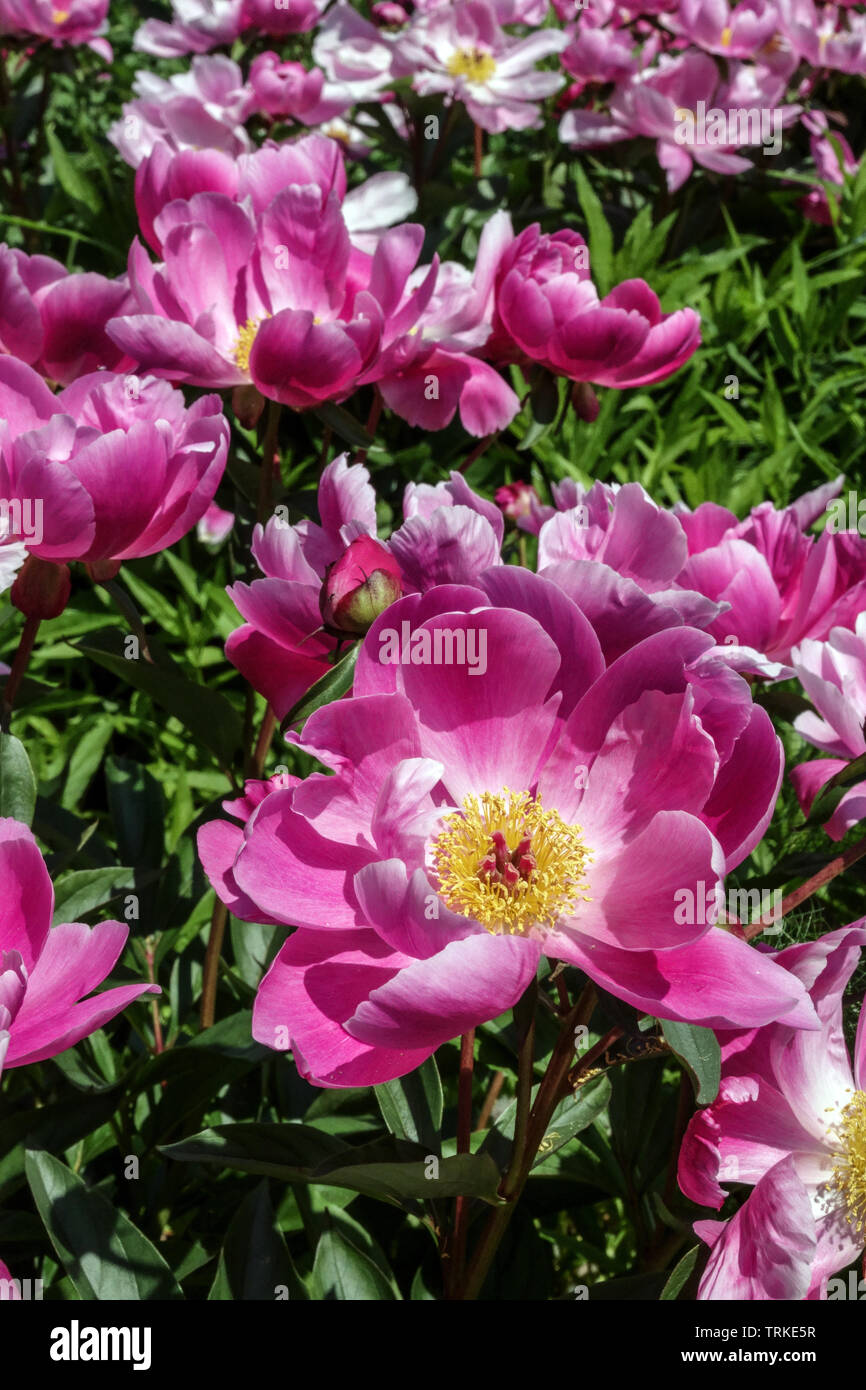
[[571, 381, 600, 423], [319, 536, 402, 636], [495, 481, 539, 523], [11, 556, 71, 619]]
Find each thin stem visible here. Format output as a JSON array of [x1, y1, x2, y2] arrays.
[[473, 123, 483, 178], [199, 898, 228, 1030], [744, 830, 866, 939], [144, 937, 164, 1055], [2, 614, 40, 726], [257, 400, 282, 524], [459, 982, 596, 1300], [457, 432, 497, 475], [446, 1029, 476, 1297], [567, 1025, 624, 1090], [476, 1070, 505, 1131], [248, 704, 277, 780], [356, 388, 383, 465]]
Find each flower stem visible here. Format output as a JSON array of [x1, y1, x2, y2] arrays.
[[199, 897, 228, 1030], [446, 1028, 477, 1296], [744, 829, 866, 939], [257, 400, 282, 524], [458, 980, 596, 1299], [1, 614, 41, 728]]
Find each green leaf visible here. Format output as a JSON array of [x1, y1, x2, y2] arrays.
[[0, 733, 36, 824], [24, 1150, 183, 1300], [481, 1074, 610, 1171], [313, 402, 375, 450], [660, 1245, 701, 1301], [77, 630, 243, 769], [374, 1056, 443, 1149], [51, 866, 137, 924], [105, 756, 165, 870], [660, 1020, 721, 1105], [281, 644, 359, 731], [161, 1124, 503, 1206], [46, 126, 102, 211], [574, 164, 614, 296], [210, 1183, 308, 1301], [312, 1224, 399, 1301]]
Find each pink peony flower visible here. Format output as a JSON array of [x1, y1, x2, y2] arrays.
[[0, 244, 135, 386], [667, 0, 782, 58], [134, 0, 244, 57], [674, 476, 866, 666], [108, 56, 255, 169], [789, 613, 866, 840], [0, 0, 109, 52], [225, 454, 504, 718], [678, 924, 866, 1299], [777, 0, 866, 73], [480, 213, 702, 387], [0, 359, 229, 576], [240, 0, 330, 36], [0, 818, 157, 1076], [109, 180, 517, 433], [202, 580, 819, 1088], [248, 53, 350, 124], [133, 135, 416, 259], [560, 51, 800, 193], [393, 0, 568, 133], [312, 3, 400, 105]]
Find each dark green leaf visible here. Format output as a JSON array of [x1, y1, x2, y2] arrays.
[[281, 644, 359, 731], [374, 1056, 443, 1149], [660, 1020, 721, 1105], [25, 1150, 183, 1300], [0, 733, 36, 824]]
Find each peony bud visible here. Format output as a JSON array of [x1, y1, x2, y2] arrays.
[[370, 2, 409, 26], [232, 384, 266, 430], [319, 536, 402, 636], [495, 481, 540, 523], [571, 381, 600, 422], [10, 556, 71, 620]]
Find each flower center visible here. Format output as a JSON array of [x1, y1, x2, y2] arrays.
[[234, 316, 268, 374], [720, 25, 732, 45], [829, 1090, 866, 1237], [447, 47, 497, 83], [52, 7, 69, 19], [431, 788, 592, 936]]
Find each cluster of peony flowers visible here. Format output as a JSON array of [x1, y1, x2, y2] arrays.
[[196, 452, 866, 1299], [112, 0, 862, 216]]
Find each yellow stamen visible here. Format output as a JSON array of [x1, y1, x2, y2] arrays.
[[720, 25, 733, 45], [233, 316, 268, 374], [52, 7, 69, 19], [828, 1090, 866, 1237], [447, 47, 497, 84], [431, 788, 592, 936]]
